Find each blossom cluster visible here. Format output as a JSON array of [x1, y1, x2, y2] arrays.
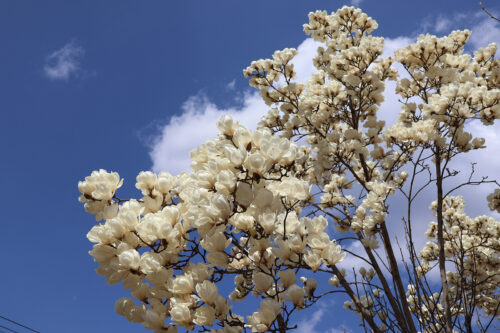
[[386, 31, 499, 155], [78, 169, 123, 221], [487, 189, 500, 213], [79, 115, 348, 331], [418, 197, 500, 318]]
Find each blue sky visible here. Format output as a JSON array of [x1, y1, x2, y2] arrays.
[[0, 1, 499, 332]]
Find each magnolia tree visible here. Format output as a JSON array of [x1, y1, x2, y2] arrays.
[[78, 6, 500, 333]]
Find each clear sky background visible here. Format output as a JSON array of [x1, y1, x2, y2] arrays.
[[0, 1, 499, 333]]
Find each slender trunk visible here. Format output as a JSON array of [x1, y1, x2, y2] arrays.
[[360, 233, 410, 332], [276, 314, 287, 333], [380, 224, 418, 333], [435, 149, 453, 333], [464, 313, 473, 333]]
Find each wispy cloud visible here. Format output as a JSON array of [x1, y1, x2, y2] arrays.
[[418, 10, 500, 49], [330, 328, 352, 333], [296, 304, 352, 333], [226, 79, 236, 90], [349, 0, 363, 7], [468, 15, 500, 49], [44, 39, 84, 80], [296, 306, 325, 333], [420, 13, 468, 34]]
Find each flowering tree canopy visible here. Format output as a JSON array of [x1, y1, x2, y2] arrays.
[[79, 6, 500, 333]]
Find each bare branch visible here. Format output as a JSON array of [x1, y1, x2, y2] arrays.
[[480, 2, 500, 21]]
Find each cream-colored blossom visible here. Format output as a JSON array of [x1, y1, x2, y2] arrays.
[[287, 284, 305, 307], [196, 280, 219, 305]]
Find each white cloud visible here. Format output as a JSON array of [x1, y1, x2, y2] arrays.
[[226, 79, 236, 90], [296, 306, 325, 333], [292, 38, 322, 82], [468, 16, 500, 49], [349, 0, 363, 7], [330, 328, 353, 333], [297, 305, 352, 333], [378, 36, 415, 126], [44, 39, 84, 80], [421, 13, 468, 34], [434, 16, 453, 33], [418, 10, 499, 49]]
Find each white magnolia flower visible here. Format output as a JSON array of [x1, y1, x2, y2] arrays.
[[169, 274, 194, 295], [287, 284, 305, 307], [193, 306, 216, 326], [78, 169, 123, 201], [217, 115, 238, 136], [118, 249, 140, 270], [253, 272, 273, 293], [143, 309, 165, 330], [277, 269, 297, 289], [115, 297, 134, 316], [322, 243, 346, 266], [196, 280, 219, 305], [170, 303, 192, 326]]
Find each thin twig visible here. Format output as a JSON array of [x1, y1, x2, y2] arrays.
[[480, 2, 500, 21]]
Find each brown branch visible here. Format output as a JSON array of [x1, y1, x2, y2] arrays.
[[276, 314, 287, 333], [357, 233, 410, 332], [434, 148, 453, 333], [480, 2, 500, 21], [379, 224, 418, 333]]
